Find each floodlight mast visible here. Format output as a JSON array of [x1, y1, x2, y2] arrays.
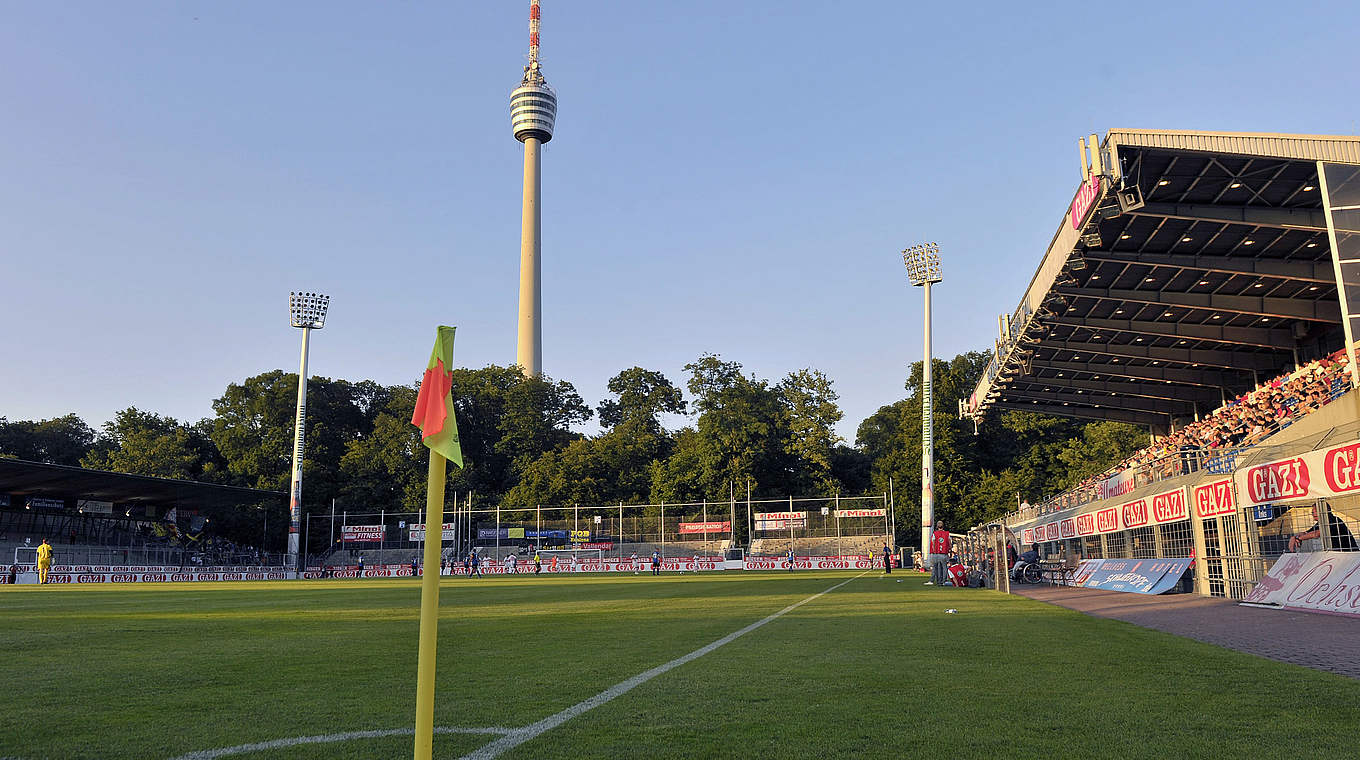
[[903, 243, 942, 566], [287, 292, 330, 573]]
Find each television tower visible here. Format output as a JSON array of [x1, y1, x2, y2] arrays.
[[511, 0, 557, 376]]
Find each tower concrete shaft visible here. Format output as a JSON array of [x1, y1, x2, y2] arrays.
[[510, 0, 556, 377], [516, 136, 543, 376]]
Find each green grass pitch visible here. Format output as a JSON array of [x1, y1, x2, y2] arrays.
[[2, 572, 1357, 759]]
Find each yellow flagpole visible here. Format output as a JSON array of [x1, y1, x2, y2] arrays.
[[413, 451, 447, 760]]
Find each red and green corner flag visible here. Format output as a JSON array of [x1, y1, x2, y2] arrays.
[[410, 325, 463, 467], [410, 325, 462, 760]]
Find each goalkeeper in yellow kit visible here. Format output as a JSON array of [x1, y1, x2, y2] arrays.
[[36, 538, 53, 584]]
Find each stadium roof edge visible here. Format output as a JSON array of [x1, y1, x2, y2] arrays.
[[964, 128, 1360, 430], [1106, 129, 1360, 164], [0, 458, 284, 512]]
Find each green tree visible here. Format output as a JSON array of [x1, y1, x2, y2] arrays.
[[777, 368, 843, 493], [81, 408, 204, 480], [337, 385, 428, 512], [507, 367, 684, 508], [210, 371, 368, 515], [682, 354, 791, 497], [0, 414, 97, 465], [597, 367, 687, 433], [494, 374, 592, 479]]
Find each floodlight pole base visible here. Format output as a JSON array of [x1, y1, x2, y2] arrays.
[[286, 326, 311, 571], [921, 280, 935, 565]]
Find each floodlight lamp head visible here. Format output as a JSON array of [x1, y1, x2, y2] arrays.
[[289, 292, 330, 329], [902, 242, 942, 286]]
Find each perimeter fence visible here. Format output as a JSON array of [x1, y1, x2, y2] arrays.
[[305, 494, 894, 568]]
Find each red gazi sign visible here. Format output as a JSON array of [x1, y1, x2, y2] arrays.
[[1194, 478, 1236, 519], [1151, 488, 1188, 524]]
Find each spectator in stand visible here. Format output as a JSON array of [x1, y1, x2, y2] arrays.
[[1027, 349, 1354, 516], [926, 521, 951, 586], [1289, 506, 1358, 552]]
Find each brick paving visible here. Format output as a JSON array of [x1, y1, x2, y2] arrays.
[[1011, 584, 1360, 679]]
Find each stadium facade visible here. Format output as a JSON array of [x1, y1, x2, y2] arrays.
[[962, 130, 1360, 609]]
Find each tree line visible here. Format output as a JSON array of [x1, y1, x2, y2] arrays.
[[0, 350, 1147, 550]]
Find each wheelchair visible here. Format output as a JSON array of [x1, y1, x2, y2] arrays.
[[1011, 562, 1043, 584]]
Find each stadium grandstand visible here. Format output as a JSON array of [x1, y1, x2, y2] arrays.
[[962, 129, 1360, 605], [0, 458, 284, 567]]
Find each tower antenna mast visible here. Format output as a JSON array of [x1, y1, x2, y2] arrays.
[[527, 0, 541, 74]]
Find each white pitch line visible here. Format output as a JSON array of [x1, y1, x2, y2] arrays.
[[167, 725, 513, 760], [461, 572, 867, 760]]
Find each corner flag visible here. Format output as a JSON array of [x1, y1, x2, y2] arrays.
[[410, 325, 462, 760], [410, 326, 463, 467]]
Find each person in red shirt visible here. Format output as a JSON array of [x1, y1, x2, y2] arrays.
[[926, 521, 951, 586], [947, 560, 969, 588]]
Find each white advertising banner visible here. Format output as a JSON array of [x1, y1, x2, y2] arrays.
[[834, 508, 886, 518], [407, 523, 455, 541], [754, 511, 808, 521], [755, 518, 806, 530], [76, 499, 114, 515], [15, 566, 293, 584], [1234, 439, 1360, 507], [1099, 469, 1136, 501], [341, 525, 386, 542], [1240, 551, 1360, 617]]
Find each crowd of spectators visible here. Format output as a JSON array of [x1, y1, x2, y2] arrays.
[[1023, 348, 1354, 518]]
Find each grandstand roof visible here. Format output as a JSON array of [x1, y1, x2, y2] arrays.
[[965, 129, 1360, 431], [0, 458, 282, 511]]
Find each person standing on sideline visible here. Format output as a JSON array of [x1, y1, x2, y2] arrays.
[[926, 521, 951, 586], [356, 555, 365, 574], [471, 549, 482, 577], [534, 551, 542, 574], [882, 542, 892, 574], [651, 550, 661, 576], [786, 548, 796, 571], [36, 539, 53, 584]]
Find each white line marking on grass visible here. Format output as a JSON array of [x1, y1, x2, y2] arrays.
[[166, 726, 513, 760], [461, 572, 868, 760]]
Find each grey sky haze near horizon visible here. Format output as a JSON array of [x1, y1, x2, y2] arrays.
[[3, 1, 1358, 444]]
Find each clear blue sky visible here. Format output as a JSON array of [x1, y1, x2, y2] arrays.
[[3, 1, 1357, 441]]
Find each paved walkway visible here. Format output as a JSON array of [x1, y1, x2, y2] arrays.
[[1011, 585, 1360, 679]]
